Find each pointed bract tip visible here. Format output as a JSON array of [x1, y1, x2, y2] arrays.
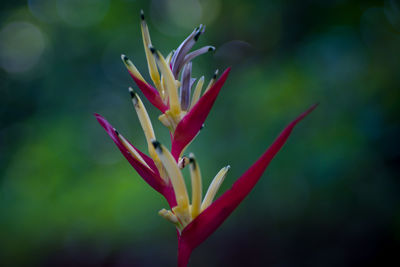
[[208, 46, 216, 52], [226, 165, 231, 170], [301, 103, 319, 118], [312, 102, 320, 109], [213, 69, 219, 79], [140, 9, 145, 20]]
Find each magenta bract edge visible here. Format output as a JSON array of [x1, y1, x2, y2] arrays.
[[130, 74, 169, 113], [171, 68, 231, 160], [95, 113, 178, 207]]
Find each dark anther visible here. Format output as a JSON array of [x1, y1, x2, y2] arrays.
[[140, 10, 145, 20], [152, 140, 162, 152]]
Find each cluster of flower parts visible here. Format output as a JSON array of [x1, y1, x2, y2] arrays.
[[95, 10, 316, 267]]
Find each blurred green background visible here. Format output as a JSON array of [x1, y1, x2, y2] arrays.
[[1, 0, 399, 266]]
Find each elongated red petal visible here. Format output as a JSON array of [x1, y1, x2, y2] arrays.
[[95, 113, 165, 193], [171, 68, 231, 160], [129, 74, 169, 113], [178, 104, 318, 258]]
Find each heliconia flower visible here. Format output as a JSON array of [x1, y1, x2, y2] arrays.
[[95, 8, 318, 266], [95, 92, 317, 266], [120, 10, 231, 160]]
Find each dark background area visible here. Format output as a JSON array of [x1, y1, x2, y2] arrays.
[[1, 0, 399, 266]]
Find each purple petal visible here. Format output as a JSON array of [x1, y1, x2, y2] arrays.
[[178, 46, 215, 72], [171, 25, 205, 77], [179, 62, 192, 111]]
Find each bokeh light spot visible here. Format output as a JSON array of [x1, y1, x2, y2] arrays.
[[151, 0, 202, 34], [28, 0, 59, 23], [167, 0, 202, 29], [0, 22, 46, 73], [56, 0, 110, 27], [199, 0, 221, 25]]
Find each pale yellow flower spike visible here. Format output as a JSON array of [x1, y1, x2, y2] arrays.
[[114, 130, 152, 170], [189, 153, 202, 219], [190, 76, 204, 109], [152, 140, 191, 225], [204, 69, 219, 94], [140, 10, 161, 91], [129, 87, 155, 145], [129, 88, 168, 182], [121, 54, 147, 83], [201, 165, 230, 211], [149, 46, 181, 115]]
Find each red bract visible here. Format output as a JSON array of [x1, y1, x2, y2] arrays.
[[95, 114, 177, 207], [171, 68, 231, 160], [176, 104, 317, 266], [128, 74, 168, 113]]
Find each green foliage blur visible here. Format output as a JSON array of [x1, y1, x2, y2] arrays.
[[1, 0, 399, 266]]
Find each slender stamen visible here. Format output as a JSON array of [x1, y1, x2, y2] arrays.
[[152, 140, 190, 209], [190, 76, 204, 109], [150, 46, 181, 115], [140, 10, 161, 91], [180, 62, 192, 111], [189, 153, 202, 219], [201, 165, 230, 211], [121, 54, 147, 83], [204, 69, 219, 93], [114, 128, 152, 170]]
